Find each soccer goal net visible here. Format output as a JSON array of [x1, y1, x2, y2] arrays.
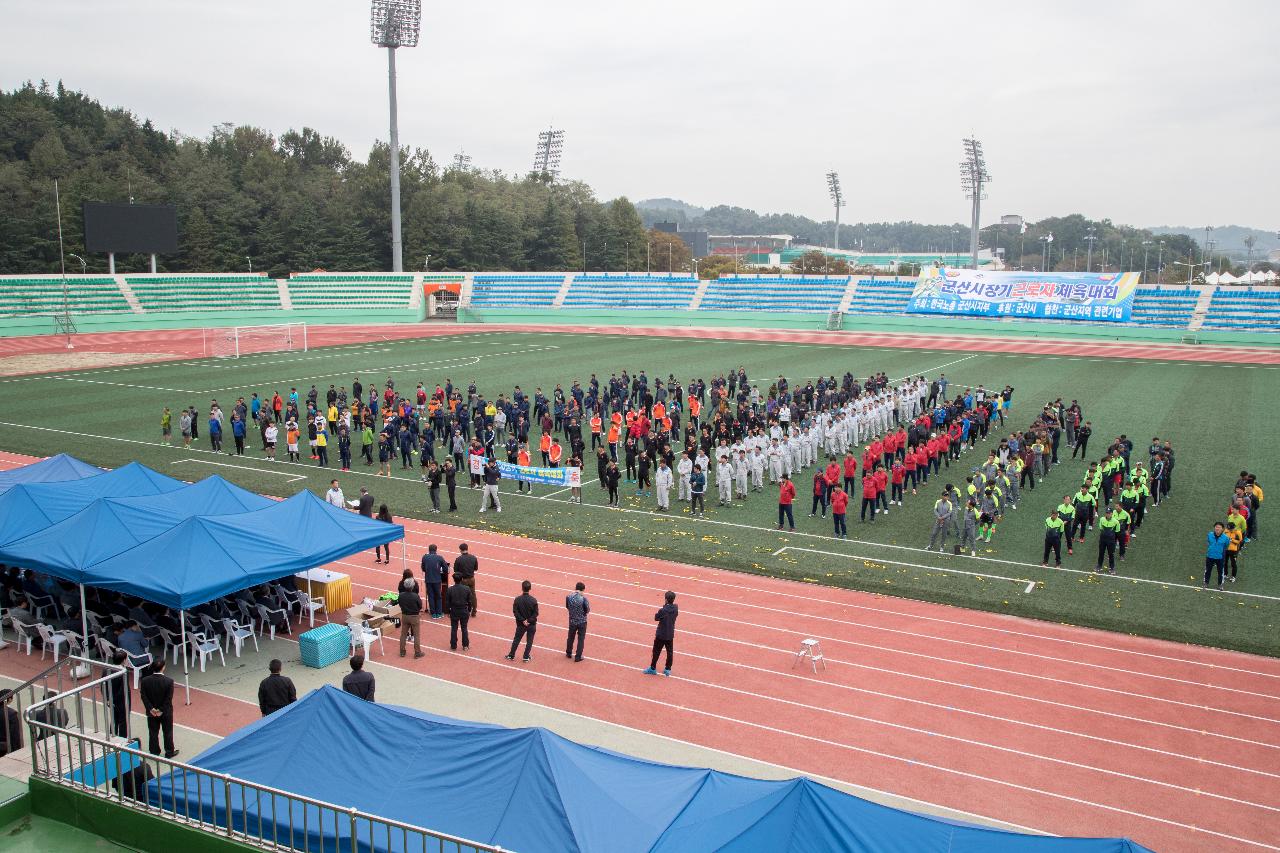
[[208, 323, 308, 358]]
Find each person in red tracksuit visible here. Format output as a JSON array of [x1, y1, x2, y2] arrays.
[[861, 446, 876, 478], [860, 471, 879, 522], [873, 464, 890, 513], [895, 427, 908, 460], [830, 485, 849, 538], [810, 470, 827, 518], [869, 436, 884, 470], [777, 474, 796, 531], [938, 430, 951, 468], [914, 444, 930, 485], [824, 459, 840, 506], [842, 453, 857, 494], [890, 459, 906, 506], [881, 430, 895, 470], [903, 444, 919, 494]]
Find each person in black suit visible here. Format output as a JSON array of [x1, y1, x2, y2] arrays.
[[341, 655, 375, 702], [257, 659, 297, 716], [420, 544, 449, 619], [139, 658, 178, 758], [446, 573, 473, 651], [452, 543, 479, 617], [108, 650, 131, 738], [0, 690, 21, 757], [505, 580, 538, 663]]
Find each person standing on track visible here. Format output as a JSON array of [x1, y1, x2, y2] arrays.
[[420, 544, 448, 619], [565, 581, 590, 662], [642, 591, 678, 677], [505, 580, 538, 663], [446, 573, 473, 651], [453, 543, 479, 617]]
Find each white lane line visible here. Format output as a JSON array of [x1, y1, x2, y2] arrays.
[[168, 458, 306, 482], [893, 353, 979, 382], [50, 376, 202, 394], [772, 545, 1037, 593], [337, 556, 1280, 777], [540, 478, 597, 499]]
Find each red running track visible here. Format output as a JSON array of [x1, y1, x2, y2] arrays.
[[2, 322, 1279, 370]]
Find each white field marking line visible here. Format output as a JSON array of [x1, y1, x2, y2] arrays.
[[199, 347, 558, 394], [274, 604, 1280, 849], [335, 559, 1280, 779], [393, 513, 1280, 683], [772, 545, 1037, 593], [49, 376, 203, 394], [539, 478, 597, 499], [6, 421, 1274, 690], [257, 635, 1042, 836], [167, 458, 307, 483], [892, 353, 979, 382], [376, 540, 1280, 726]]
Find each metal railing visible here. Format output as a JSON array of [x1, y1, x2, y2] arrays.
[[22, 657, 504, 853], [1, 654, 128, 756]]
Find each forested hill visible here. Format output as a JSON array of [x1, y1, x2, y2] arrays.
[[0, 82, 646, 276]]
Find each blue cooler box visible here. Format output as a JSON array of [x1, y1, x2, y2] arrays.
[[300, 623, 351, 668]]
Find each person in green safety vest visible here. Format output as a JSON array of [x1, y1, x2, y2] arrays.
[[1057, 496, 1077, 554], [1042, 509, 1066, 567], [957, 499, 980, 556], [1114, 504, 1133, 561], [1096, 505, 1123, 574]]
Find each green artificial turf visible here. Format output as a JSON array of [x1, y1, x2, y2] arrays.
[[1, 330, 1275, 657]]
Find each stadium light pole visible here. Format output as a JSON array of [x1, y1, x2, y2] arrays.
[[246, 256, 253, 273], [68, 254, 87, 275], [533, 128, 565, 180], [826, 171, 844, 252], [960, 137, 991, 270], [1157, 240, 1165, 284], [371, 0, 422, 273], [1084, 224, 1097, 272]]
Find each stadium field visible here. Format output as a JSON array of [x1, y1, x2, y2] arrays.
[[0, 325, 1276, 657]]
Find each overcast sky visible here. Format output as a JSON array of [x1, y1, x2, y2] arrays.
[[5, 0, 1278, 230]]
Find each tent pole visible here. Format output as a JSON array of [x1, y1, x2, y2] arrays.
[[401, 538, 407, 574], [181, 610, 190, 706], [79, 584, 89, 650]]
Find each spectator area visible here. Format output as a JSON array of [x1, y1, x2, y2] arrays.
[[1200, 288, 1280, 331], [1127, 287, 1198, 327], [0, 277, 130, 317], [850, 279, 916, 315], [469, 274, 564, 307], [126, 275, 281, 313], [563, 275, 698, 309], [700, 276, 849, 313], [286, 274, 415, 309]]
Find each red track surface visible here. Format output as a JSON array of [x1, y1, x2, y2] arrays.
[[0, 453, 1277, 852], [2, 322, 1279, 369]]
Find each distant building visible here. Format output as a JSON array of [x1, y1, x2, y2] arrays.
[[655, 221, 709, 259]]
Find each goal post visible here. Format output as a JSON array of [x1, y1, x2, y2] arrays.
[[208, 323, 308, 358]]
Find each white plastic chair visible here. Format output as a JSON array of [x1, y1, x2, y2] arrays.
[[234, 599, 259, 636], [220, 618, 258, 658], [348, 620, 383, 658], [189, 631, 225, 672], [157, 626, 188, 665], [255, 603, 291, 641], [25, 592, 57, 622], [35, 623, 70, 662], [11, 618, 37, 655], [98, 636, 152, 688], [295, 591, 327, 627]]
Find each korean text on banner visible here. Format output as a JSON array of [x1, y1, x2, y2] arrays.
[[907, 267, 1139, 323]]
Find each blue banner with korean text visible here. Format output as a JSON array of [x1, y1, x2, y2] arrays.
[[469, 454, 581, 486], [907, 268, 1140, 323]]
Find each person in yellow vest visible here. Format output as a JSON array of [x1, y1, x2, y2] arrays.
[[1042, 509, 1066, 567], [539, 431, 552, 466], [590, 414, 603, 450], [517, 444, 532, 494]]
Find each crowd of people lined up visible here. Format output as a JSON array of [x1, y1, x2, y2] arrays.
[[1204, 468, 1263, 588]]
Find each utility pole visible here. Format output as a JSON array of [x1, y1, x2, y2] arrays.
[[1084, 224, 1097, 272]]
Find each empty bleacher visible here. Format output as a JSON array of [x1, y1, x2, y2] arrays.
[[0, 277, 130, 317], [126, 275, 281, 313], [563, 275, 698, 309], [850, 279, 916, 315], [1200, 288, 1280, 332], [469, 274, 564, 307], [287, 274, 415, 309], [1127, 287, 1198, 327], [700, 276, 849, 313]]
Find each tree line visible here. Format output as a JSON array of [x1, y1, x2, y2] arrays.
[[0, 82, 1253, 282]]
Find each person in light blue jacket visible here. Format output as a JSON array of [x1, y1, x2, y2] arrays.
[[1204, 522, 1230, 589]]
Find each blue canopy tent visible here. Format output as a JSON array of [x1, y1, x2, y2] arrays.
[[150, 686, 1155, 853], [0, 461, 184, 548], [0, 453, 101, 494]]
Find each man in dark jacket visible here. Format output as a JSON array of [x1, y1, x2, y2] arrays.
[[140, 658, 178, 757], [505, 580, 538, 662], [397, 579, 424, 658], [420, 544, 449, 619], [643, 591, 679, 677], [565, 582, 590, 662], [342, 655, 375, 701], [452, 543, 479, 617], [257, 659, 297, 716], [0, 690, 21, 757], [446, 574, 474, 651]]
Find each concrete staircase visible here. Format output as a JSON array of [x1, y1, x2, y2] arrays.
[[1187, 288, 1214, 331], [457, 274, 475, 309], [406, 274, 424, 311], [837, 277, 860, 314], [276, 279, 294, 310], [551, 274, 575, 308], [689, 278, 711, 310], [114, 276, 144, 314]]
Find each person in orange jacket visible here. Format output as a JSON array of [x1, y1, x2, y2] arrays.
[[539, 431, 552, 466]]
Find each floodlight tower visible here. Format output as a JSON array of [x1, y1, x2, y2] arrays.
[[960, 137, 991, 270], [370, 0, 421, 273], [1084, 224, 1098, 272], [826, 171, 845, 252], [452, 150, 472, 171], [533, 128, 565, 179]]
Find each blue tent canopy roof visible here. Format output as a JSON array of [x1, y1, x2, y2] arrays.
[[0, 453, 102, 494], [0, 475, 275, 580], [0, 461, 184, 548], [154, 687, 1154, 853], [80, 491, 403, 609]]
